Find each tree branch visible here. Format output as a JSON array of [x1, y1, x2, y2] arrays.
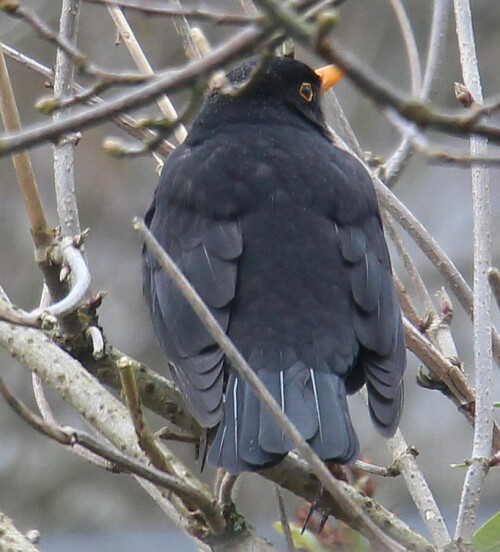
[[0, 41, 52, 247], [106, 4, 188, 144], [1, 42, 175, 157], [453, 0, 494, 542], [0, 512, 41, 552], [53, 0, 83, 238]]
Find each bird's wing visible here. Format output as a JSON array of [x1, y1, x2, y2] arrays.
[[330, 149, 406, 435], [142, 145, 243, 428]]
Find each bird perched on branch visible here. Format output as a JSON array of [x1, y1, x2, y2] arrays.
[[142, 55, 406, 473]]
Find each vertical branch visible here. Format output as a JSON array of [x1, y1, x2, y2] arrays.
[[453, 0, 493, 542], [0, 44, 52, 248], [53, 0, 83, 237]]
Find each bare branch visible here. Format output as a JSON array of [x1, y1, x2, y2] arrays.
[[0, 41, 51, 247], [422, 0, 449, 98], [374, 172, 500, 368], [53, 0, 83, 238], [383, 0, 449, 184], [275, 485, 296, 552], [118, 357, 178, 475], [218, 473, 239, 507], [262, 454, 435, 552], [0, 318, 225, 538], [388, 0, 422, 95], [1, 1, 150, 82], [453, 0, 493, 541], [0, 376, 224, 527], [106, 5, 188, 144], [488, 268, 500, 312], [0, 24, 272, 156], [382, 211, 434, 314], [84, 0, 257, 24], [1, 42, 175, 157], [387, 429, 451, 548], [0, 511, 41, 552]]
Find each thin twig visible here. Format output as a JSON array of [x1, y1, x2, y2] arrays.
[[453, 0, 493, 542], [382, 211, 434, 313], [1, 42, 175, 157], [0, 24, 273, 156], [353, 459, 401, 478], [169, 0, 203, 61], [487, 268, 500, 312], [275, 485, 296, 552], [118, 356, 176, 475], [374, 173, 500, 368], [383, 0, 449, 184], [360, 384, 451, 548], [389, 0, 422, 95], [133, 217, 405, 551], [1, 2, 152, 82], [421, 0, 448, 99], [218, 473, 239, 506], [84, 0, 256, 24], [106, 5, 188, 144], [0, 41, 51, 247]]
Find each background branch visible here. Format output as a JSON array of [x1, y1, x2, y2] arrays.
[[453, 0, 494, 542]]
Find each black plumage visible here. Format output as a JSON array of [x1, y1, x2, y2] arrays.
[[142, 56, 406, 473]]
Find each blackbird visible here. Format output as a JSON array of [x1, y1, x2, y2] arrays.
[[142, 56, 406, 473]]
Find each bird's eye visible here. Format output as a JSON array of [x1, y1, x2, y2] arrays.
[[299, 82, 314, 102]]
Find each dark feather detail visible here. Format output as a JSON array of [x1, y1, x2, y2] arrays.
[[350, 251, 382, 312], [338, 225, 367, 263], [352, 273, 398, 357], [308, 367, 359, 463], [258, 363, 317, 453]]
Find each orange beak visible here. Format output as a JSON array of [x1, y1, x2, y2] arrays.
[[314, 64, 344, 94]]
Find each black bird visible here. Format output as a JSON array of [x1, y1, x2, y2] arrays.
[[142, 56, 406, 473]]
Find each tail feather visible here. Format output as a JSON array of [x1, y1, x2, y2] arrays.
[[208, 374, 256, 473], [259, 363, 318, 453], [308, 368, 359, 463], [208, 354, 359, 472]]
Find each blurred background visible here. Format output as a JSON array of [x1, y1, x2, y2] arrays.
[[1, 1, 500, 550]]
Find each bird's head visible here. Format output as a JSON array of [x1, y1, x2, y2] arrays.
[[195, 56, 343, 133]]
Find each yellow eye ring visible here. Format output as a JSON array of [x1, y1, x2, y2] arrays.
[[299, 82, 313, 102]]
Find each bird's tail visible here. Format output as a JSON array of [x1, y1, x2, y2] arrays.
[[208, 354, 359, 473]]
